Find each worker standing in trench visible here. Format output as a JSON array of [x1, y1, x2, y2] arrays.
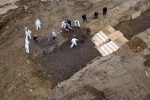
[[61, 20, 72, 31], [25, 27, 31, 53], [94, 11, 99, 19], [25, 38, 30, 54], [35, 19, 41, 30], [75, 20, 80, 27], [70, 36, 78, 48], [51, 30, 57, 40], [82, 14, 87, 22]]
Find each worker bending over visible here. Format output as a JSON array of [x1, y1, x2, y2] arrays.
[[75, 20, 80, 27]]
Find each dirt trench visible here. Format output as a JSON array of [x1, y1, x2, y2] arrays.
[[114, 10, 150, 39], [39, 27, 100, 84]]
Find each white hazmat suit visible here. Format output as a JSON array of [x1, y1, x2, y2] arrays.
[[25, 27, 31, 40], [25, 38, 30, 53], [35, 19, 41, 30], [75, 20, 80, 27], [25, 27, 32, 54], [70, 38, 78, 48], [51, 30, 57, 40], [61, 21, 66, 28]]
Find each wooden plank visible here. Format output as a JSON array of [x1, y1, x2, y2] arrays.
[[94, 35, 103, 44], [92, 36, 102, 43], [92, 38, 99, 46], [96, 33, 107, 42], [103, 44, 113, 53], [100, 46, 110, 55], [99, 31, 109, 40], [110, 41, 119, 49], [105, 25, 117, 34], [108, 31, 123, 41], [97, 47, 106, 56], [115, 36, 128, 46], [102, 45, 112, 54], [106, 42, 118, 51]]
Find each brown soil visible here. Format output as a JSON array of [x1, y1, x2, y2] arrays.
[[128, 36, 147, 52], [144, 54, 150, 60], [61, 85, 106, 100], [83, 85, 106, 100], [0, 0, 149, 99], [114, 10, 150, 39], [144, 54, 150, 67], [41, 27, 100, 84], [0, 0, 105, 99], [143, 95, 150, 100], [144, 60, 150, 67]]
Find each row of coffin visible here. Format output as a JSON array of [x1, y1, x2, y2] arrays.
[[92, 26, 128, 56]]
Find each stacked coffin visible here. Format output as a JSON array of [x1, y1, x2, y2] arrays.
[[92, 25, 128, 56]]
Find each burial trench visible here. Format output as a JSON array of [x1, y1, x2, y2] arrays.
[[31, 27, 101, 85], [114, 10, 150, 40], [31, 10, 150, 85]]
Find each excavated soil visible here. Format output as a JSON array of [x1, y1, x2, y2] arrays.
[[128, 36, 147, 52], [0, 0, 150, 99], [143, 95, 150, 100], [115, 10, 150, 39], [41, 27, 100, 84], [144, 60, 150, 67], [144, 54, 150, 67], [62, 85, 106, 100]]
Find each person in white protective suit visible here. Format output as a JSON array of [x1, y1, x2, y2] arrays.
[[61, 21, 66, 28], [35, 19, 41, 30], [25, 27, 31, 53], [51, 30, 57, 40], [25, 27, 31, 40], [74, 20, 80, 27], [61, 20, 72, 31], [70, 37, 78, 48], [25, 38, 30, 53]]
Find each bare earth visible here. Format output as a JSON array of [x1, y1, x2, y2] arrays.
[[0, 0, 19, 15], [0, 0, 150, 100], [115, 10, 150, 39]]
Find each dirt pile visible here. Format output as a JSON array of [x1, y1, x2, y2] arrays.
[[58, 85, 106, 100], [143, 95, 150, 100], [0, 0, 19, 15], [128, 36, 147, 52], [0, 0, 150, 100], [114, 10, 150, 39], [144, 54, 150, 67]]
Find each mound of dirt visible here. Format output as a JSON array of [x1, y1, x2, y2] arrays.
[[144, 54, 150, 67], [83, 85, 106, 100], [144, 60, 150, 67], [144, 54, 150, 60], [74, 1, 93, 11], [143, 95, 150, 100], [128, 36, 147, 52]]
